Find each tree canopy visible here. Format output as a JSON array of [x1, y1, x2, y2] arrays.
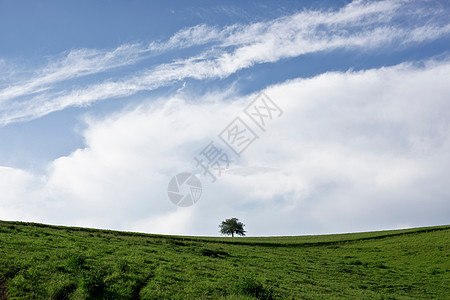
[[219, 217, 246, 237]]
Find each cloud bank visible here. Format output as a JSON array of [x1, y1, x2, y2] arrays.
[[1, 59, 449, 235]]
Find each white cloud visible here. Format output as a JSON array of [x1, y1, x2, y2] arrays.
[[130, 208, 195, 235], [1, 0, 449, 125], [0, 167, 45, 221], [148, 24, 225, 51], [0, 44, 149, 102], [1, 59, 449, 235]]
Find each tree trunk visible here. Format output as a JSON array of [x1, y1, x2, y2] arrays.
[[232, 232, 234, 237]]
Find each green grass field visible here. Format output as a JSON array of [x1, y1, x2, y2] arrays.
[[0, 221, 448, 299]]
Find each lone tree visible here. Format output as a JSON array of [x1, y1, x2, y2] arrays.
[[219, 217, 246, 237]]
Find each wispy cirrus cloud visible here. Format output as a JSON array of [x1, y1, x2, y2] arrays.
[[148, 24, 225, 51], [0, 44, 150, 101], [0, 0, 449, 125]]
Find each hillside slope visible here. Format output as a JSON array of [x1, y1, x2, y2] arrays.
[[0, 221, 449, 299]]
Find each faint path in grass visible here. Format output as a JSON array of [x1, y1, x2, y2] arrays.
[[168, 225, 450, 248]]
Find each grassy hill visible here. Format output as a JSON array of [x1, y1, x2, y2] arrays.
[[0, 221, 448, 299]]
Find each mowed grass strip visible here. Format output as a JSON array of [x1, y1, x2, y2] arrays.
[[0, 221, 448, 299]]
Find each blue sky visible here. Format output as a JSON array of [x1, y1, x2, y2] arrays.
[[0, 0, 449, 236]]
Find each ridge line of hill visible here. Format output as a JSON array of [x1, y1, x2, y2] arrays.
[[1, 220, 448, 248]]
